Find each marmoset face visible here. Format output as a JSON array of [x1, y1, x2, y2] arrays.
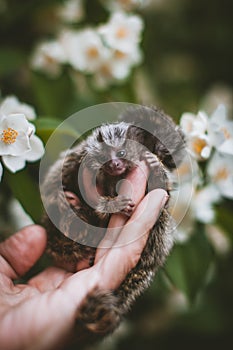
[[84, 122, 142, 175]]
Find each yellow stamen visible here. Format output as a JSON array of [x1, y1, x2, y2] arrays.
[[192, 138, 207, 155], [214, 168, 229, 181], [86, 47, 99, 59], [1, 127, 18, 144], [45, 55, 56, 64], [114, 50, 127, 59], [116, 27, 128, 39]]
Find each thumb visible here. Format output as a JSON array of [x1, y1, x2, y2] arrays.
[[0, 225, 47, 278]]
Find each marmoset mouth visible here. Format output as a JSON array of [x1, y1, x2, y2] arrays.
[[103, 159, 127, 176], [104, 166, 127, 176]]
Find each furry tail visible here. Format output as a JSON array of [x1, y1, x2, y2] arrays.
[[75, 288, 121, 335]]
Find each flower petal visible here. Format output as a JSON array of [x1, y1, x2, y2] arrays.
[[192, 185, 221, 223], [28, 122, 36, 135], [0, 96, 19, 115], [218, 139, 233, 155], [210, 104, 227, 123], [180, 113, 196, 134], [201, 146, 211, 159], [2, 155, 26, 173], [25, 135, 45, 161], [0, 96, 36, 120], [217, 176, 233, 199], [3, 113, 29, 132]]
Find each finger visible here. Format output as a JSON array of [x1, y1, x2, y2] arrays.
[[118, 160, 149, 202], [116, 189, 168, 246], [96, 189, 168, 290], [28, 267, 72, 292], [95, 161, 149, 261], [0, 225, 47, 279]]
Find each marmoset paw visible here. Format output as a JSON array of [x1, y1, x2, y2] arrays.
[[96, 195, 134, 215], [114, 195, 135, 216], [144, 151, 161, 169], [119, 198, 135, 216]]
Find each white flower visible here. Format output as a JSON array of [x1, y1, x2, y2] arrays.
[[191, 185, 221, 223], [93, 46, 143, 88], [180, 111, 209, 135], [0, 96, 36, 120], [170, 170, 221, 238], [180, 105, 233, 160], [110, 46, 142, 76], [172, 182, 220, 241], [173, 153, 200, 185], [180, 110, 212, 161], [171, 180, 221, 240], [187, 133, 212, 160], [31, 41, 66, 77], [207, 152, 233, 199], [0, 113, 31, 156], [56, 0, 84, 23], [63, 29, 111, 73], [0, 113, 44, 175], [206, 225, 231, 255], [208, 104, 233, 156], [99, 12, 144, 53]]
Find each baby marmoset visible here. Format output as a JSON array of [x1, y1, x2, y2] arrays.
[[41, 105, 185, 341]]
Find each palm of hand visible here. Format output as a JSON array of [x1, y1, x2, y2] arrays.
[[0, 226, 102, 350]]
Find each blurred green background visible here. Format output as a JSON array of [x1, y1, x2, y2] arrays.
[[0, 0, 233, 349]]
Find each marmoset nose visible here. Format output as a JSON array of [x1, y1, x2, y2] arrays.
[[108, 159, 121, 169]]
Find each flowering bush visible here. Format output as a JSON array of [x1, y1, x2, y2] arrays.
[[0, 0, 233, 347], [31, 9, 144, 88], [171, 105, 233, 243], [179, 105, 233, 212]]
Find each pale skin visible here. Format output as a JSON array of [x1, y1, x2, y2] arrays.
[[0, 162, 168, 350]]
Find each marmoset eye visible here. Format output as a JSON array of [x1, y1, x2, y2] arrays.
[[116, 150, 126, 158]]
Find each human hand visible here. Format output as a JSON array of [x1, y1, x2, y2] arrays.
[[0, 188, 167, 350]]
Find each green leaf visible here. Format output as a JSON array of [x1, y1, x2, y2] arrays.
[[5, 167, 43, 223], [165, 228, 214, 303], [33, 117, 79, 144], [33, 117, 81, 166], [31, 71, 77, 118]]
